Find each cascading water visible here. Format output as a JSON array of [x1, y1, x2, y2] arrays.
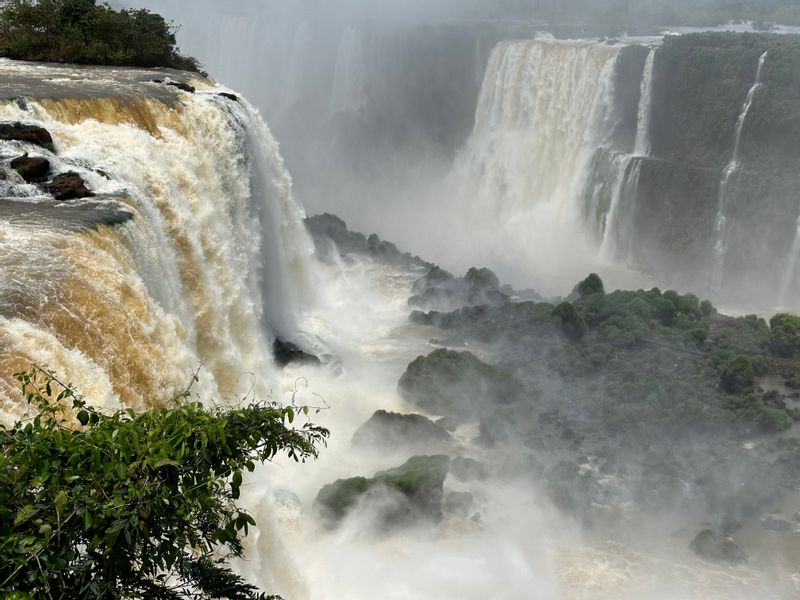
[[329, 27, 368, 117], [633, 49, 655, 157], [432, 37, 628, 294], [779, 217, 800, 307], [0, 59, 316, 420], [598, 48, 654, 258], [711, 51, 768, 291]]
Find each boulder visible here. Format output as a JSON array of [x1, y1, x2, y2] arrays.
[[409, 266, 511, 312], [450, 456, 488, 482], [689, 529, 747, 564], [398, 348, 523, 420], [0, 123, 54, 151], [49, 172, 93, 200], [272, 339, 320, 368], [152, 79, 195, 93], [10, 154, 49, 182], [313, 455, 450, 528], [761, 514, 793, 532], [351, 410, 451, 451], [218, 92, 239, 102]]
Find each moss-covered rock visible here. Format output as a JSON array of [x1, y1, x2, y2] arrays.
[[720, 356, 755, 394], [769, 313, 800, 358], [689, 528, 748, 564], [351, 410, 452, 452], [313, 455, 450, 528], [398, 349, 523, 419]]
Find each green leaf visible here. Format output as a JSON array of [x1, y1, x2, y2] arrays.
[[54, 490, 68, 514], [152, 457, 179, 469], [14, 505, 37, 526], [76, 409, 90, 426]]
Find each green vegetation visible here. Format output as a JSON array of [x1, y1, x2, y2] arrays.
[[411, 274, 796, 437], [0, 0, 200, 70], [398, 349, 523, 420], [314, 455, 450, 527], [0, 366, 328, 599], [769, 312, 800, 357]]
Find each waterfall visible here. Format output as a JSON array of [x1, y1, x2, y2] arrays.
[[779, 217, 800, 307], [633, 49, 655, 157], [467, 38, 621, 218], [329, 27, 368, 117], [711, 51, 768, 291], [598, 47, 654, 257], [0, 63, 316, 419]]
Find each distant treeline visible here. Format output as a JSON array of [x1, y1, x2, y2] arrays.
[[0, 0, 200, 71], [465, 0, 800, 29]]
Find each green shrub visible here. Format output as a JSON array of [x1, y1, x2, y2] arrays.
[[769, 313, 800, 358], [720, 355, 755, 394], [0, 0, 200, 70], [0, 366, 327, 599], [553, 301, 588, 341]]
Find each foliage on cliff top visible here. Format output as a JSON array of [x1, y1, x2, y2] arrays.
[[411, 273, 797, 437], [0, 0, 200, 71], [0, 366, 328, 599]]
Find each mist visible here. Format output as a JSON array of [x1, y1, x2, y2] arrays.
[[91, 0, 800, 598]]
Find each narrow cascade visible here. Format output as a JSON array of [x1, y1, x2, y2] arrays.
[[599, 47, 654, 257], [599, 156, 643, 258], [329, 27, 368, 117], [779, 218, 800, 307], [0, 66, 316, 418], [711, 51, 768, 290], [633, 48, 655, 156]]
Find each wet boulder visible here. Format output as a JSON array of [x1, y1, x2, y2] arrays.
[[0, 123, 54, 151], [351, 410, 452, 452], [450, 456, 488, 482], [10, 154, 49, 182], [398, 348, 523, 420], [49, 172, 93, 200], [313, 455, 450, 529], [218, 92, 239, 102], [272, 339, 320, 368], [689, 528, 747, 564]]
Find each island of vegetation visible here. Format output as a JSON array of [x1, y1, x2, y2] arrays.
[[0, 0, 200, 71]]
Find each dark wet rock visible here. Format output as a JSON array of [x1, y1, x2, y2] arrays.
[[569, 272, 605, 300], [443, 491, 473, 517], [409, 266, 513, 312], [761, 514, 793, 532], [689, 529, 747, 564], [398, 348, 524, 420], [152, 79, 195, 93], [450, 456, 488, 482], [305, 213, 431, 269], [217, 92, 239, 102], [272, 339, 320, 368], [352, 410, 451, 451], [313, 455, 450, 529], [49, 172, 93, 200], [0, 122, 53, 151], [10, 154, 49, 182]]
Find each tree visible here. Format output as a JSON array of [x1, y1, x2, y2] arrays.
[[0, 366, 328, 599]]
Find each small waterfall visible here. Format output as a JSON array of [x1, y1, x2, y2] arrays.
[[329, 27, 368, 117], [598, 47, 655, 257], [633, 49, 655, 156], [779, 217, 800, 307], [711, 51, 768, 290]]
